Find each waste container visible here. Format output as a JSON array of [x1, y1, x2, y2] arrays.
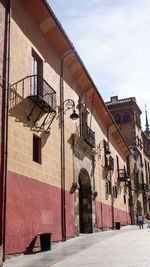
[[39, 233, 52, 251], [115, 222, 120, 230]]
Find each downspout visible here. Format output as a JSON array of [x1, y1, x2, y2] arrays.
[[106, 124, 114, 229], [127, 154, 135, 225], [0, 0, 8, 253], [110, 170, 114, 229], [3, 0, 11, 261], [92, 155, 96, 231], [127, 155, 134, 225], [60, 50, 74, 242]]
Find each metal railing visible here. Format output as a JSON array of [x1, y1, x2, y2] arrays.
[[138, 183, 149, 192], [11, 75, 56, 111], [30, 75, 56, 110], [83, 123, 95, 148], [118, 169, 127, 182]]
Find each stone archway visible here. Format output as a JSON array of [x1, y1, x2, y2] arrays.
[[78, 168, 92, 233]]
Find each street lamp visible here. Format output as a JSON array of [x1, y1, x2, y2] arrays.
[[62, 98, 79, 121], [70, 110, 79, 120]]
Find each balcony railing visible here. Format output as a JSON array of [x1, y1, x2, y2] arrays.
[[118, 169, 130, 182], [138, 183, 149, 192], [118, 169, 126, 181], [11, 75, 56, 113], [83, 123, 95, 148], [29, 75, 56, 112]]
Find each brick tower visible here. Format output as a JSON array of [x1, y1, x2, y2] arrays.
[[105, 96, 150, 224]]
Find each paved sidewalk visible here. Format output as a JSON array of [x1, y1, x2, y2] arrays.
[[3, 224, 150, 267]]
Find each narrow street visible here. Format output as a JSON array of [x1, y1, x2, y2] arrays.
[[4, 224, 150, 267]]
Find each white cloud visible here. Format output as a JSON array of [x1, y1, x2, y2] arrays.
[[48, 0, 150, 129]]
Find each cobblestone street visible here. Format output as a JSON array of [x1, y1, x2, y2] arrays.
[[3, 224, 150, 267]]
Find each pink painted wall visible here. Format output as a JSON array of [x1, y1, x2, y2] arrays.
[[5, 171, 131, 254], [5, 171, 75, 254], [95, 200, 131, 228]]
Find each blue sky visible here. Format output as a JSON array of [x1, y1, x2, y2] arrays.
[[48, 0, 150, 130]]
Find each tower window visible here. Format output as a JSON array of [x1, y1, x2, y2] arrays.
[[115, 114, 122, 124], [33, 135, 41, 163], [124, 112, 131, 122]]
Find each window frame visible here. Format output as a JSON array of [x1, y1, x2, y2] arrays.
[[124, 112, 131, 122], [115, 113, 122, 124], [33, 135, 41, 164]]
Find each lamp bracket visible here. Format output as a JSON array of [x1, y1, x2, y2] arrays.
[[97, 140, 110, 159], [62, 99, 75, 112]]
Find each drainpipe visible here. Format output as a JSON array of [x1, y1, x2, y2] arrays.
[[0, 0, 8, 253], [110, 170, 114, 229], [126, 155, 134, 225], [106, 124, 114, 229], [3, 0, 11, 261], [60, 50, 74, 242], [92, 155, 96, 231]]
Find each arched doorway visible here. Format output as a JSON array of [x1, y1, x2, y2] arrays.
[[136, 200, 142, 214], [79, 169, 92, 233]]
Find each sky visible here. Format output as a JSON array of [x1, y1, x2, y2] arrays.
[[48, 0, 150, 130]]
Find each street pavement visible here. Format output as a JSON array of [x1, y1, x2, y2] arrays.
[[3, 224, 150, 267]]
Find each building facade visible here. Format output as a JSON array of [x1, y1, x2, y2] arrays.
[[0, 0, 131, 261], [106, 96, 150, 224], [0, 0, 10, 265]]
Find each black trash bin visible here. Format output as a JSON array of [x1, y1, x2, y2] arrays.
[[115, 222, 120, 230], [39, 233, 52, 251]]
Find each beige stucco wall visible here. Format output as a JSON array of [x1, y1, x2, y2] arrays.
[[8, 2, 82, 191]]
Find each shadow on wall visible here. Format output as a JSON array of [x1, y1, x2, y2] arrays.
[[9, 86, 54, 148]]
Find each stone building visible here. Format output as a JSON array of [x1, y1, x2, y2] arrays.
[[0, 0, 131, 261], [106, 96, 150, 223]]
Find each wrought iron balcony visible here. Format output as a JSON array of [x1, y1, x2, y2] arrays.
[[29, 75, 56, 112], [10, 75, 57, 132], [118, 169, 130, 182], [144, 184, 149, 191], [11, 75, 56, 113], [138, 183, 149, 192], [118, 169, 126, 181], [83, 123, 95, 148]]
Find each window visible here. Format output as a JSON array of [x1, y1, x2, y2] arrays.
[[31, 50, 43, 96], [105, 181, 111, 195], [31, 56, 38, 95], [124, 112, 131, 122], [115, 114, 122, 124], [104, 140, 109, 167], [124, 195, 126, 204], [108, 155, 114, 170], [80, 106, 88, 138], [33, 135, 41, 163], [112, 186, 117, 198]]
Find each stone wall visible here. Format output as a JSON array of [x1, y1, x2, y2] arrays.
[[72, 134, 96, 235]]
